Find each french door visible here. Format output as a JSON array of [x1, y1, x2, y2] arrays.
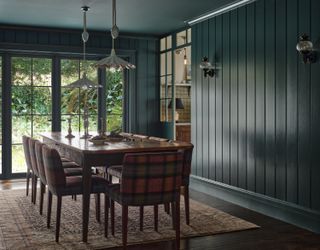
[[0, 54, 125, 179]]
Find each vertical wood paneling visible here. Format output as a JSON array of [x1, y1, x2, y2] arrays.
[[222, 13, 231, 184], [255, 0, 266, 195], [286, 0, 298, 204], [202, 20, 209, 178], [208, 18, 216, 180], [246, 3, 256, 192], [230, 10, 238, 187], [297, 0, 311, 208], [311, 0, 320, 211], [265, 0, 276, 198], [275, 0, 287, 201], [191, 0, 320, 212], [215, 15, 223, 182], [196, 23, 203, 176], [238, 7, 247, 189]]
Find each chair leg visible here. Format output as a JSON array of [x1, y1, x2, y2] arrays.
[[31, 174, 34, 203], [184, 185, 190, 225], [26, 168, 30, 196], [40, 182, 45, 215], [111, 200, 115, 236], [95, 193, 101, 223], [175, 196, 181, 250], [47, 191, 52, 228], [122, 205, 128, 250], [55, 196, 62, 242], [171, 202, 176, 230], [154, 205, 158, 232], [105, 194, 109, 237], [139, 206, 144, 231], [33, 176, 38, 205], [164, 203, 170, 214]]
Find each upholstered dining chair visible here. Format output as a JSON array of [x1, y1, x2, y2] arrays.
[[42, 144, 109, 242], [106, 151, 184, 250], [106, 141, 194, 225], [22, 136, 34, 200], [29, 138, 83, 205]]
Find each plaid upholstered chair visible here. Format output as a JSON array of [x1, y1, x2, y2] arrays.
[[42, 144, 109, 242], [106, 151, 184, 250]]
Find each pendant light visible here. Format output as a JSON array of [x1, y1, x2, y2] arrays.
[[67, 6, 101, 139], [95, 0, 136, 70], [67, 6, 102, 89]]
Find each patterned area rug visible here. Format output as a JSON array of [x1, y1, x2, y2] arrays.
[[0, 189, 259, 249]]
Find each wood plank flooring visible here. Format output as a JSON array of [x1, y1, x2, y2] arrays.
[[1, 180, 319, 250]]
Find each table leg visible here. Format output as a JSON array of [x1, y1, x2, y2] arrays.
[[82, 159, 92, 242]]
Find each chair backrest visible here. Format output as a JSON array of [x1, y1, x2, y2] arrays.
[[182, 146, 194, 186], [22, 136, 32, 171], [35, 141, 47, 184], [42, 145, 66, 191], [148, 136, 169, 142], [120, 151, 183, 206], [28, 138, 39, 176]]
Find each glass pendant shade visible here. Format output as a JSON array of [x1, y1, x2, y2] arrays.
[[67, 72, 101, 89], [200, 57, 213, 69], [296, 35, 313, 54], [95, 0, 135, 70], [95, 48, 136, 70]]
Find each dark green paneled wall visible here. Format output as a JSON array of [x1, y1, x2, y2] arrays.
[[191, 0, 320, 211], [0, 25, 159, 136]]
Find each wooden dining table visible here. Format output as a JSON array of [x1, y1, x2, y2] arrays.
[[41, 132, 193, 242]]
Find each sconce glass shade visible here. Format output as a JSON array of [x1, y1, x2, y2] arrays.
[[168, 98, 184, 110], [296, 34, 313, 54], [200, 57, 214, 69]]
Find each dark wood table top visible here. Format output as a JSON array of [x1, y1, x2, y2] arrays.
[[41, 132, 193, 154]]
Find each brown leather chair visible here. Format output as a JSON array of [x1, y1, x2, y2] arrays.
[[42, 144, 109, 242]]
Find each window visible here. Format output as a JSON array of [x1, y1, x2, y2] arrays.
[[60, 59, 98, 133], [11, 57, 52, 173], [106, 69, 123, 132]]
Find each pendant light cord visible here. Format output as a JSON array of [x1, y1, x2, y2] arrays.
[[82, 7, 89, 75]]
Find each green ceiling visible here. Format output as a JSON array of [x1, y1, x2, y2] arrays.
[[0, 0, 237, 35]]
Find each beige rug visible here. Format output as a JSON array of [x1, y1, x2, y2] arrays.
[[0, 189, 259, 249]]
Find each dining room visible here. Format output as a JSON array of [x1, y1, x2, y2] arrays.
[[0, 0, 320, 249]]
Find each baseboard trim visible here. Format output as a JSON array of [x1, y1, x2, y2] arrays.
[[190, 175, 320, 233]]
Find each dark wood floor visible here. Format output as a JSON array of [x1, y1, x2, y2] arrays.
[[1, 180, 319, 250]]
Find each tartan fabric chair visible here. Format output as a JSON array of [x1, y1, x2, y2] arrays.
[[106, 151, 184, 250], [42, 144, 109, 242]]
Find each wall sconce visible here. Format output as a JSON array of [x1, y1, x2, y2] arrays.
[[199, 57, 216, 77], [296, 34, 317, 64]]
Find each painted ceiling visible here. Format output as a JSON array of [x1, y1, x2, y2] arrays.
[[0, 0, 236, 35]]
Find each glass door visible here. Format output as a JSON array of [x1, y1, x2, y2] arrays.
[[11, 57, 52, 174]]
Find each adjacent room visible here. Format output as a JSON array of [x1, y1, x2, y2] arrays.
[[0, 0, 319, 249]]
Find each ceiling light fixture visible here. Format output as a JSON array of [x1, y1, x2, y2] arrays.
[[186, 0, 255, 26], [67, 6, 101, 89], [67, 6, 102, 139], [95, 0, 136, 70]]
